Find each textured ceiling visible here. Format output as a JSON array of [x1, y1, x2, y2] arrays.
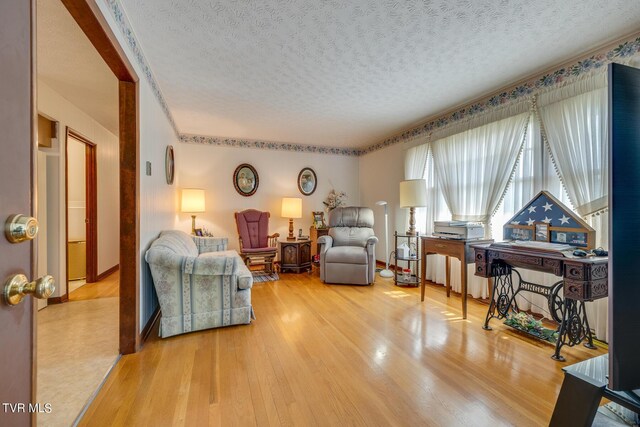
[[120, 1, 640, 148], [37, 0, 119, 136]]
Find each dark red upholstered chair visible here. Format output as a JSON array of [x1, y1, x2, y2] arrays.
[[234, 209, 280, 273]]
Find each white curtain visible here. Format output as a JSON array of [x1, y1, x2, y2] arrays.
[[404, 143, 429, 180], [404, 143, 448, 280], [431, 112, 530, 228], [538, 73, 609, 341], [419, 112, 529, 299], [538, 76, 608, 216], [404, 141, 430, 237]]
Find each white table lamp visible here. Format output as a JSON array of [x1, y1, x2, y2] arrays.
[[400, 179, 427, 235], [181, 188, 205, 234], [375, 201, 393, 278], [281, 197, 302, 241]]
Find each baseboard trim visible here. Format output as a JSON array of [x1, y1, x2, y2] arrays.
[[47, 293, 69, 304], [376, 260, 401, 271], [141, 306, 161, 344], [97, 264, 119, 281]]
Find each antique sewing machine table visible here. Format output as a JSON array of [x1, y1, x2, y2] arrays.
[[473, 242, 608, 361]]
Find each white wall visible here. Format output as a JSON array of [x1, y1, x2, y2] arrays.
[[358, 143, 406, 264], [66, 136, 86, 241], [178, 144, 360, 249], [37, 81, 120, 296], [138, 81, 181, 326], [95, 1, 181, 329]]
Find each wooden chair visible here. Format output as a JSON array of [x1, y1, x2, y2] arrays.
[[234, 209, 280, 273]]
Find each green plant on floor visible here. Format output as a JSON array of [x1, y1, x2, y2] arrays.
[[504, 311, 558, 342]]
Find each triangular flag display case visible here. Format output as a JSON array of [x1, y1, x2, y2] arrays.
[[503, 191, 595, 249]]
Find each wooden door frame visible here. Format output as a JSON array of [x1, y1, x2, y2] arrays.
[[64, 127, 98, 288], [59, 0, 141, 354]]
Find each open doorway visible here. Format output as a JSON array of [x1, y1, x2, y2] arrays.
[[66, 128, 98, 294], [35, 0, 138, 424], [36, 0, 120, 421]]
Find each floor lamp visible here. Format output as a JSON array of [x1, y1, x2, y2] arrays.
[[375, 201, 394, 278]]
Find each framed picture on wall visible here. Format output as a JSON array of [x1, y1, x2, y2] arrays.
[[233, 163, 259, 196], [165, 145, 175, 185], [298, 167, 317, 196]]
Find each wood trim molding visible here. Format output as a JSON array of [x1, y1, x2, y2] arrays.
[[119, 80, 140, 354], [60, 0, 140, 355], [376, 260, 401, 272], [47, 294, 69, 305], [96, 264, 119, 282], [60, 0, 136, 82], [85, 142, 98, 282], [141, 306, 160, 344]]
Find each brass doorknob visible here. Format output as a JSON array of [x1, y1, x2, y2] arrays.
[[5, 214, 39, 243], [3, 274, 55, 306]]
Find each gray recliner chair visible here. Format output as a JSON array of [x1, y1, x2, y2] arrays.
[[318, 207, 378, 285]]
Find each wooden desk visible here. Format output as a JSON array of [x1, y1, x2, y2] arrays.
[[420, 237, 493, 319]]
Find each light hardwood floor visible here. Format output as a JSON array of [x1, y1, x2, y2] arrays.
[[80, 273, 605, 426], [69, 270, 120, 301]]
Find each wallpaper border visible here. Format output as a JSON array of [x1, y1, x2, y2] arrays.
[[361, 35, 640, 155], [102, 0, 639, 157], [180, 134, 362, 157], [103, 0, 180, 137]]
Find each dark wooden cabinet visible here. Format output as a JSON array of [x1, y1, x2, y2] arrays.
[[279, 240, 312, 273]]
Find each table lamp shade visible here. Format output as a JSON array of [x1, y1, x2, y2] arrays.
[[181, 189, 205, 213], [282, 197, 302, 241], [281, 197, 302, 219], [400, 179, 427, 208]]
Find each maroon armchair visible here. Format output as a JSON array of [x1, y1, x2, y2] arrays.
[[234, 209, 280, 273]]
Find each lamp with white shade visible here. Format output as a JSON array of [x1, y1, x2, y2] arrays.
[[375, 201, 394, 278], [400, 179, 427, 236], [181, 188, 205, 234], [281, 197, 302, 241]]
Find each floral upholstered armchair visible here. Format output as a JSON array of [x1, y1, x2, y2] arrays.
[[145, 230, 254, 338]]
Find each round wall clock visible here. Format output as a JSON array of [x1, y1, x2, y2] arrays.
[[165, 145, 175, 184]]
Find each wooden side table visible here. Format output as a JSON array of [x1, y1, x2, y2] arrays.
[[420, 236, 493, 319], [310, 227, 329, 257], [279, 240, 312, 273]]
